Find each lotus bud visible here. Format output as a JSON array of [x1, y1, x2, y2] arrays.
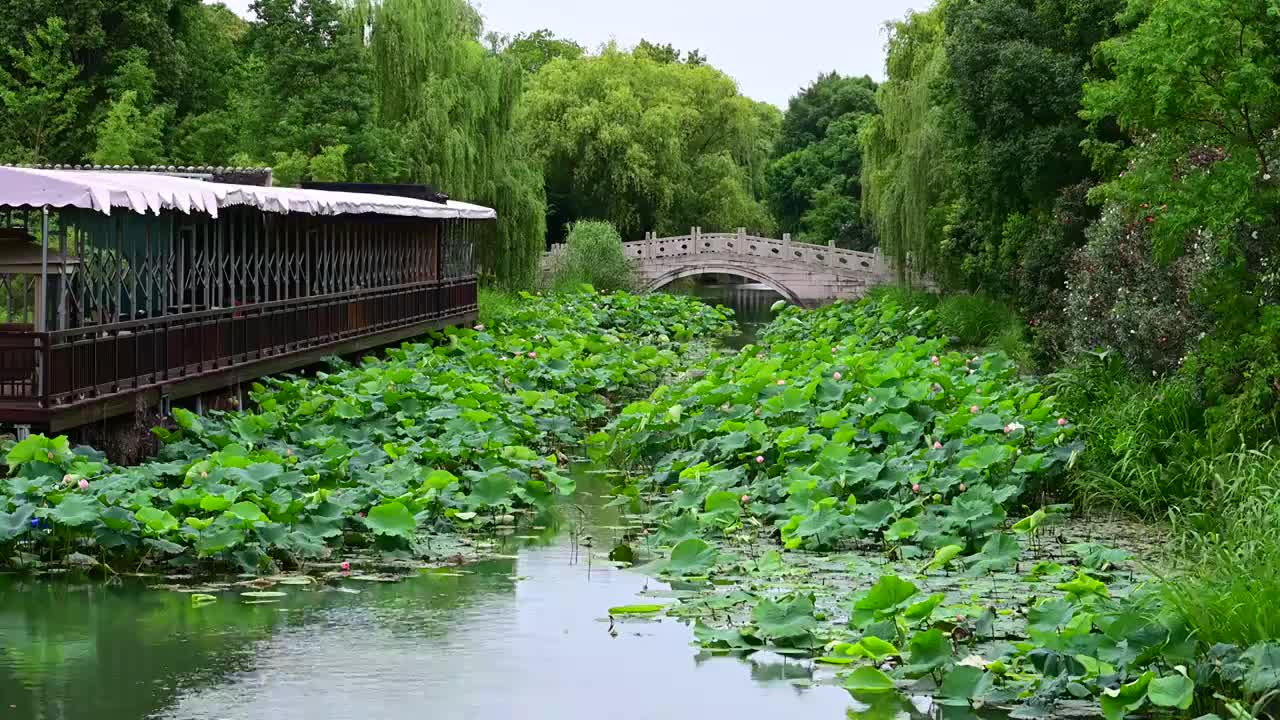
[[933, 441, 942, 450], [1058, 418, 1068, 426], [755, 455, 765, 464], [340, 561, 351, 571], [969, 405, 979, 414], [833, 372, 842, 380], [911, 483, 920, 493], [78, 479, 89, 490]]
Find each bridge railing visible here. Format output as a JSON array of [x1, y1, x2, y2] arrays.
[[623, 227, 892, 274], [545, 227, 933, 288]]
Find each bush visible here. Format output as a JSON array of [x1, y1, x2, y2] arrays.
[[1050, 353, 1207, 513], [1059, 204, 1212, 376], [548, 220, 634, 293]]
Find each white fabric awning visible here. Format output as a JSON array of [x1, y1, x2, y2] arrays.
[[0, 167, 497, 220]]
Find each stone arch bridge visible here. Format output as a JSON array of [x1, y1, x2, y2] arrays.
[[544, 228, 927, 306]]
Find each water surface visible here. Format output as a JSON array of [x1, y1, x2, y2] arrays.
[[0, 471, 854, 720]]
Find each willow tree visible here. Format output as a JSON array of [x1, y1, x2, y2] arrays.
[[859, 6, 950, 282], [519, 45, 779, 242], [357, 0, 546, 288]]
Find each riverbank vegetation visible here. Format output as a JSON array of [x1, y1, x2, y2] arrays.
[[602, 295, 1280, 719], [0, 292, 730, 573]]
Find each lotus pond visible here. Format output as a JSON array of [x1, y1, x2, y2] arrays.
[[0, 287, 1269, 720]]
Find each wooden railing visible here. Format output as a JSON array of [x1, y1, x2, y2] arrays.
[[0, 277, 477, 412]]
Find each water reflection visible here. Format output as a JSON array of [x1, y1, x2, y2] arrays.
[[664, 277, 785, 348], [0, 468, 855, 720]]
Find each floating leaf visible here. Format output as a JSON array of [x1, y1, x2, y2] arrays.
[[844, 666, 896, 692], [364, 501, 417, 539], [667, 538, 718, 576], [608, 604, 665, 615]]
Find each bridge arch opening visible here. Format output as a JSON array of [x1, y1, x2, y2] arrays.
[[645, 266, 805, 307]]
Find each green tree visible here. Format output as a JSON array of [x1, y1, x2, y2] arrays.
[[1082, 0, 1280, 260], [91, 90, 168, 165], [938, 0, 1126, 294], [308, 144, 349, 182], [495, 29, 583, 74], [242, 0, 398, 176], [860, 6, 952, 280], [775, 72, 878, 157], [634, 39, 706, 65], [0, 18, 88, 163], [0, 0, 202, 158], [521, 45, 778, 242], [359, 0, 546, 288], [768, 73, 879, 248]]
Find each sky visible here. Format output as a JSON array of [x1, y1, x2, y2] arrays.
[[216, 0, 929, 107]]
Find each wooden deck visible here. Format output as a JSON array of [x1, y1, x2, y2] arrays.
[[0, 277, 477, 431]]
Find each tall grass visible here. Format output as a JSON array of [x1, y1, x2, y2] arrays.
[[1160, 447, 1280, 648], [1049, 354, 1210, 514], [478, 288, 521, 327], [935, 293, 1023, 347]]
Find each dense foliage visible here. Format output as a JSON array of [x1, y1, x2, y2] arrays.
[[520, 45, 779, 243], [0, 292, 730, 572], [766, 73, 879, 249], [603, 296, 1280, 718]]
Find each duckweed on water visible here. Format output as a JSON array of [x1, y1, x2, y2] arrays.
[[0, 291, 731, 574]]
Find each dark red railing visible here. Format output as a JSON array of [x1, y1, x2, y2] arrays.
[[0, 277, 477, 412]]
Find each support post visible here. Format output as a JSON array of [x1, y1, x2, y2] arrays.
[[737, 227, 747, 253], [38, 207, 48, 332]]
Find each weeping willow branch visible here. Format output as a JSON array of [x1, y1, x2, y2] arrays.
[[355, 0, 546, 288], [860, 6, 950, 283]]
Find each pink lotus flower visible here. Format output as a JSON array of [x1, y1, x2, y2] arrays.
[[776, 379, 786, 386], [931, 355, 940, 365], [78, 479, 89, 490], [340, 561, 351, 571], [528, 352, 537, 358], [1058, 418, 1068, 426], [958, 483, 967, 492], [969, 405, 979, 414], [741, 495, 750, 503], [755, 455, 765, 464], [62, 474, 73, 485], [474, 324, 485, 331], [356, 512, 365, 518], [200, 471, 209, 479], [1004, 424, 1014, 433], [911, 484, 920, 493], [933, 441, 943, 450], [833, 372, 842, 380]]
